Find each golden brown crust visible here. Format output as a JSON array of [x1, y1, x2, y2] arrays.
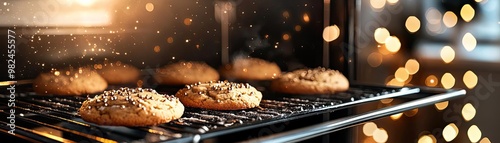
[[220, 58, 281, 80], [96, 61, 141, 84], [271, 67, 349, 94], [78, 88, 184, 126], [33, 67, 108, 96], [175, 81, 262, 110], [155, 61, 219, 85]]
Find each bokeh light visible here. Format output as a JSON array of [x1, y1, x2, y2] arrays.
[[395, 67, 409, 82], [435, 101, 449, 111], [370, 0, 386, 10], [385, 36, 401, 53], [440, 46, 455, 63], [405, 59, 419, 75], [153, 46, 160, 53], [380, 98, 393, 104], [443, 123, 459, 142], [480, 137, 491, 143], [462, 33, 477, 52], [387, 0, 398, 5], [373, 128, 388, 143], [425, 75, 439, 87], [426, 8, 442, 25], [418, 135, 436, 143], [167, 37, 174, 43], [462, 103, 476, 121], [404, 108, 418, 117], [282, 34, 290, 41], [405, 16, 421, 33], [461, 4, 475, 22], [368, 52, 383, 67], [468, 125, 482, 143], [374, 28, 390, 44], [323, 25, 340, 42], [387, 78, 405, 87], [390, 113, 403, 120], [441, 73, 455, 89], [463, 70, 478, 89], [294, 25, 302, 31], [145, 3, 154, 12], [184, 18, 193, 26], [443, 11, 458, 28], [303, 13, 310, 23], [363, 122, 378, 136]]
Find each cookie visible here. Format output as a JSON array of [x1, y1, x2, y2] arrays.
[[175, 81, 262, 110], [271, 67, 349, 94], [220, 58, 281, 80], [33, 67, 108, 96], [79, 87, 184, 126], [96, 61, 141, 84], [155, 61, 219, 85]]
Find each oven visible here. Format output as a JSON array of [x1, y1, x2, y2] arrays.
[[2, 0, 495, 142]]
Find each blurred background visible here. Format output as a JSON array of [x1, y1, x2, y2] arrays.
[[0, 0, 499, 142]]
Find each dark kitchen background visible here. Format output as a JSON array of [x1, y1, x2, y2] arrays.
[[0, 0, 499, 142]]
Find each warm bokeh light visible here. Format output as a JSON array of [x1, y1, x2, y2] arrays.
[[440, 46, 455, 63], [386, 0, 398, 5], [443, 11, 458, 28], [405, 16, 421, 33], [462, 33, 477, 52], [385, 36, 401, 53], [395, 67, 409, 82], [377, 44, 391, 55], [282, 34, 290, 41], [294, 25, 302, 31], [435, 101, 449, 111], [468, 125, 482, 143], [418, 135, 435, 143], [463, 70, 478, 89], [303, 13, 310, 23], [443, 123, 459, 142], [323, 25, 340, 42], [404, 108, 418, 117], [370, 0, 386, 10], [480, 137, 491, 143], [380, 98, 393, 104], [441, 73, 455, 89], [387, 78, 405, 87], [425, 75, 439, 87], [390, 113, 403, 120], [426, 8, 442, 25], [367, 52, 383, 67], [461, 4, 475, 22], [373, 128, 388, 143], [153, 45, 160, 53], [363, 122, 378, 136], [145, 3, 154, 12], [374, 28, 390, 44], [405, 59, 419, 75], [462, 103, 476, 121], [184, 18, 193, 26], [282, 11, 290, 19], [167, 37, 174, 43]]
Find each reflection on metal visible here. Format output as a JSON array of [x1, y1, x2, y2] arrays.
[[245, 89, 466, 143]]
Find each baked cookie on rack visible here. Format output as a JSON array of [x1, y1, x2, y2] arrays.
[[175, 81, 262, 110], [155, 61, 219, 85], [79, 87, 184, 126], [271, 67, 349, 94], [33, 67, 108, 96], [96, 61, 141, 84], [220, 58, 281, 80]]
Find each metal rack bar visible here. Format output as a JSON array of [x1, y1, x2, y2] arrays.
[[243, 89, 466, 143]]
